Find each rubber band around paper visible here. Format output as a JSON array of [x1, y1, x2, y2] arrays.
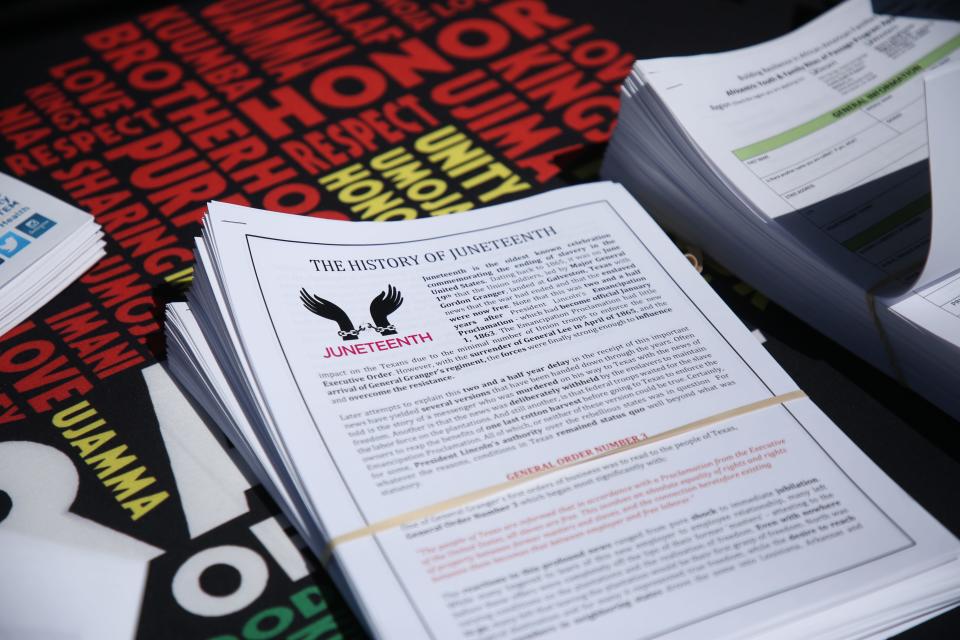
[[321, 389, 808, 564]]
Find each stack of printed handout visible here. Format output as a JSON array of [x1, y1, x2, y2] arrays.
[[601, 0, 960, 418], [166, 183, 960, 639], [0, 172, 104, 336]]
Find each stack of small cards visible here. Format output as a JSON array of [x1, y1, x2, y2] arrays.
[[0, 172, 104, 336]]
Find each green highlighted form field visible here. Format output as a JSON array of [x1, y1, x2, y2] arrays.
[[733, 34, 960, 161], [843, 193, 931, 252]]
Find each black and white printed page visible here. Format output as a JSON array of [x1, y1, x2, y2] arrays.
[[890, 63, 960, 348], [203, 183, 959, 640], [636, 0, 960, 284]]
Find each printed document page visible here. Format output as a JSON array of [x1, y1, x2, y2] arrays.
[[204, 183, 959, 639], [639, 0, 959, 281], [890, 63, 960, 347]]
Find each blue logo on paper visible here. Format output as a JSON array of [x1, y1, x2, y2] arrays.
[[0, 232, 29, 258], [16, 213, 55, 238]]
